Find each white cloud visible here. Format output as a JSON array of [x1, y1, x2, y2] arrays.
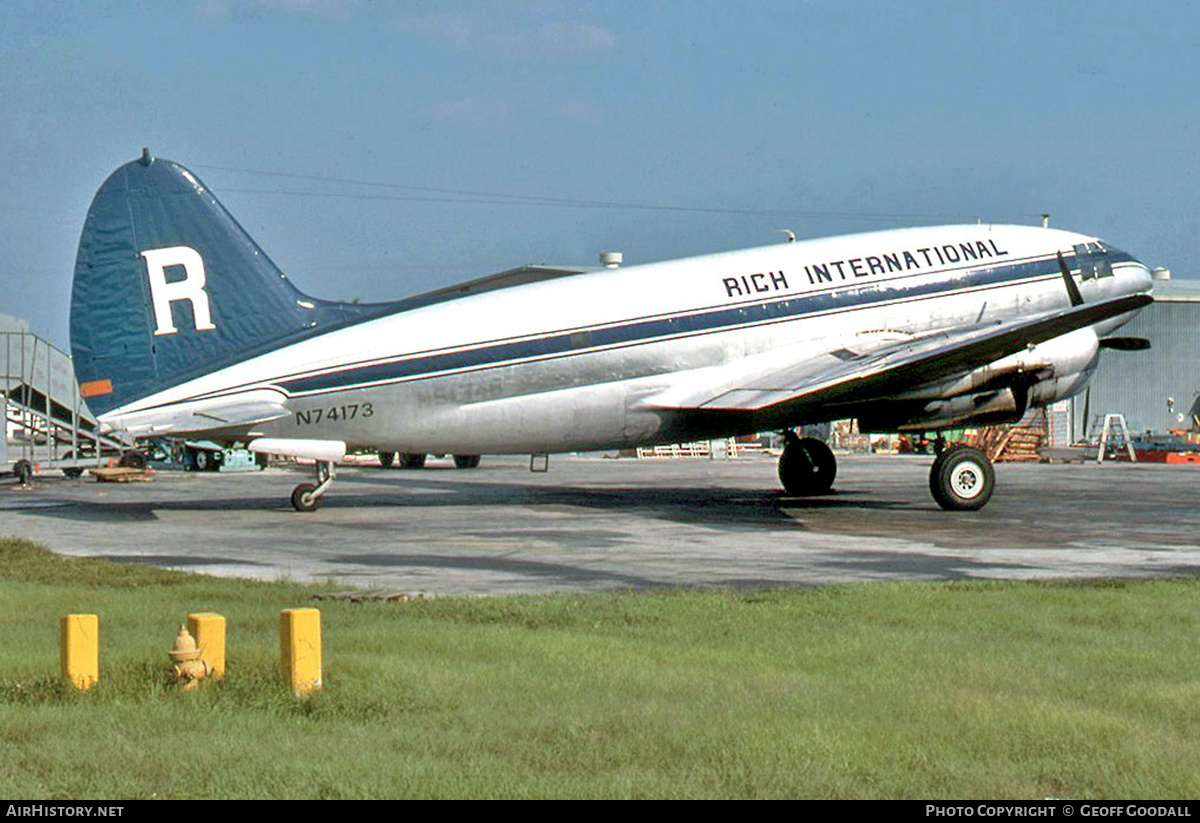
[[194, 0, 356, 20], [397, 13, 616, 59]]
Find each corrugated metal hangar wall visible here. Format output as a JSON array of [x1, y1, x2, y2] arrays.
[[1073, 280, 1200, 440]]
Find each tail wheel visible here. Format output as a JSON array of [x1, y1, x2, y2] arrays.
[[378, 451, 396, 469], [291, 483, 320, 512], [929, 446, 995, 511], [453, 454, 481, 469], [399, 453, 427, 470], [778, 436, 837, 496]]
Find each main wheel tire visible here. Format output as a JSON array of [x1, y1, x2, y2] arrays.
[[778, 437, 837, 496], [453, 454, 481, 469], [378, 451, 396, 469], [194, 449, 211, 472], [291, 483, 320, 512], [399, 453, 427, 470], [929, 446, 995, 511]]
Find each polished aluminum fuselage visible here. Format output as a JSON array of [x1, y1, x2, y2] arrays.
[[101, 223, 1153, 453]]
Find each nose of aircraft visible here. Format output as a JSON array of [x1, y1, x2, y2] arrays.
[[1090, 247, 1154, 337], [1118, 257, 1156, 299], [1102, 244, 1154, 301]]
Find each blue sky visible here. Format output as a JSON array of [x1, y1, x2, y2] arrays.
[[2, 0, 1196, 346]]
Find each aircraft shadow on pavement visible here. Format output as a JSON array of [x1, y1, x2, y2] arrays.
[[337, 473, 916, 526], [17, 474, 913, 531]]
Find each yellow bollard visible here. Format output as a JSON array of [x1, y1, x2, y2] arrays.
[[187, 613, 226, 680], [60, 614, 99, 690], [280, 608, 322, 696]]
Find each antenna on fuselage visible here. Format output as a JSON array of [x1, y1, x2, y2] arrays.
[[1041, 213, 1051, 228], [776, 229, 796, 243]]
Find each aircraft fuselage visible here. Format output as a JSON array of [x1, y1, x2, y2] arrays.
[[100, 223, 1152, 454]]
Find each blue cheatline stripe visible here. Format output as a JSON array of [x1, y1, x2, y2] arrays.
[[273, 253, 1083, 397]]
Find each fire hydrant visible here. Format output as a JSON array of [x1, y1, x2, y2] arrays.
[[168, 625, 211, 691]]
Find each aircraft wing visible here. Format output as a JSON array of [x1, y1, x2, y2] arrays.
[[652, 293, 1152, 413], [100, 389, 292, 436]]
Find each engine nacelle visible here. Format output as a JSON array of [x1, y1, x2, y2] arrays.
[[1018, 327, 1102, 406], [858, 328, 1101, 432], [859, 388, 1026, 432]]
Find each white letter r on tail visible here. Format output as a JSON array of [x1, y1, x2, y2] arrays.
[[141, 245, 217, 335]]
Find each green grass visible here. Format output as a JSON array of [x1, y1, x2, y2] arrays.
[[2, 535, 1199, 798]]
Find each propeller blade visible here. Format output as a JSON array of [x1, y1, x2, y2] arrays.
[[1100, 336, 1151, 351], [1057, 251, 1084, 307]]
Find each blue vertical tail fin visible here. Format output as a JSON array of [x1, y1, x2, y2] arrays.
[[70, 150, 385, 416]]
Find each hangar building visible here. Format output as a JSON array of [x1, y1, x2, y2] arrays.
[[1072, 277, 1200, 439]]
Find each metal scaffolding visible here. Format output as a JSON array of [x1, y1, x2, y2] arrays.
[[2, 314, 123, 479]]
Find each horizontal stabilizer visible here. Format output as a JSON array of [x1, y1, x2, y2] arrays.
[[100, 389, 291, 436]]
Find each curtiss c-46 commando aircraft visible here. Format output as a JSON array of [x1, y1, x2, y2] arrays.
[[69, 150, 1153, 511]]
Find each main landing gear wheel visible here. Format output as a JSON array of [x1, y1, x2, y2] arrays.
[[291, 459, 336, 512], [378, 451, 396, 469], [778, 434, 837, 496], [453, 454, 481, 469], [929, 446, 995, 511]]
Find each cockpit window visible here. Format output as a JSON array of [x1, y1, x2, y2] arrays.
[[1073, 242, 1114, 280], [1097, 242, 1135, 263]]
